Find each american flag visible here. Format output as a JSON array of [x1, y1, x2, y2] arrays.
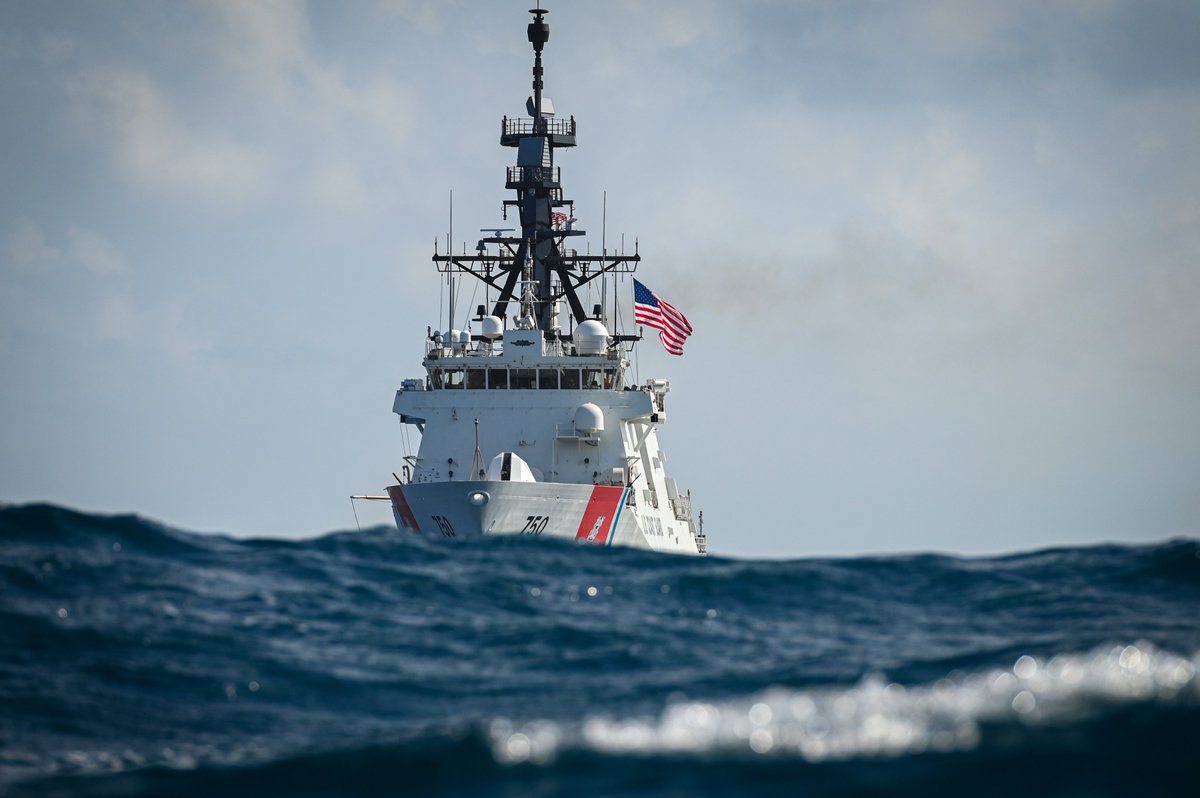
[[634, 279, 693, 356], [551, 211, 568, 228]]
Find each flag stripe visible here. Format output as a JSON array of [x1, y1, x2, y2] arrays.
[[633, 279, 693, 356]]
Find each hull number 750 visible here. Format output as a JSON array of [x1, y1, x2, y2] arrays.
[[522, 516, 550, 534]]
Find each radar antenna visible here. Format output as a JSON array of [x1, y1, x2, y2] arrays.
[[430, 5, 642, 345]]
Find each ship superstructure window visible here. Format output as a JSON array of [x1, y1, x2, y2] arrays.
[[511, 368, 536, 390], [488, 368, 508, 389], [580, 367, 609, 388], [428, 369, 443, 389], [466, 369, 486, 389], [538, 368, 559, 390], [443, 369, 465, 389], [577, 368, 619, 389], [560, 368, 580, 389]]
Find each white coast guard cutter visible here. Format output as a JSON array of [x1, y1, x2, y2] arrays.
[[378, 8, 705, 555]]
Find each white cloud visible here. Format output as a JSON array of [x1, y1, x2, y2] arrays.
[[94, 290, 137, 342], [45, 2, 419, 219], [3, 219, 126, 278], [210, 0, 309, 87], [67, 226, 126, 276], [2, 218, 61, 273], [66, 65, 268, 203], [0, 219, 215, 372]]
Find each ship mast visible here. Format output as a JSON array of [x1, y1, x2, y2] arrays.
[[432, 6, 641, 343], [529, 5, 548, 129]]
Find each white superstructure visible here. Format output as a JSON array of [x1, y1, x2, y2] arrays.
[[381, 7, 705, 555]]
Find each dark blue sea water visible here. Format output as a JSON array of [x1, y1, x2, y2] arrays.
[[2, 503, 1198, 797]]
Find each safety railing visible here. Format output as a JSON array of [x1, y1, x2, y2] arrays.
[[502, 117, 576, 138], [506, 166, 560, 185]]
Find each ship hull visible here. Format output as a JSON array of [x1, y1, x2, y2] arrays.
[[387, 481, 698, 553]]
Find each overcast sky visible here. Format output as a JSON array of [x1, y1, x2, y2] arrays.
[[2, 0, 1197, 557]]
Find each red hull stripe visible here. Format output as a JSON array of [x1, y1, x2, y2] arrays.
[[386, 485, 421, 531], [575, 485, 625, 544]]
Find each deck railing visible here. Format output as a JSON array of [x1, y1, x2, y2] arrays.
[[501, 117, 576, 138], [506, 166, 560, 185]]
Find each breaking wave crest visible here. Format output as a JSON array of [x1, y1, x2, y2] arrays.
[[488, 642, 1199, 764]]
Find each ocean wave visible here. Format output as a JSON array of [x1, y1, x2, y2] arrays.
[[4, 503, 1200, 796], [12, 644, 1199, 798], [488, 642, 1199, 764]]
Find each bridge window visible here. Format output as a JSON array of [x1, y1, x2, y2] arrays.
[[539, 368, 559, 390], [580, 368, 617, 389], [466, 369, 486, 389], [488, 368, 508, 389], [443, 369, 465, 389], [428, 369, 443, 389], [559, 368, 580, 389], [511, 368, 536, 390]]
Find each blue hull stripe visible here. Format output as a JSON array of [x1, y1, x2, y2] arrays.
[[608, 487, 629, 546]]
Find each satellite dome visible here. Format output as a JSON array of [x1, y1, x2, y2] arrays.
[[573, 320, 610, 355], [479, 315, 504, 339], [443, 329, 464, 353], [574, 402, 604, 434]]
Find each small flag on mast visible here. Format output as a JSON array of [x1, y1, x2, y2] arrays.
[[634, 279, 693, 356]]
